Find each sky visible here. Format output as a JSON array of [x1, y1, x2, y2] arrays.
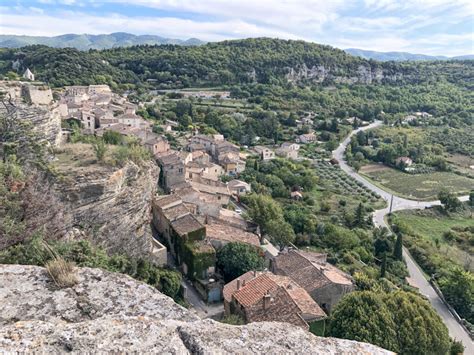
[[0, 0, 473, 56]]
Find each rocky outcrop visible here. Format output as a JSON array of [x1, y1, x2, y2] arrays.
[[284, 64, 403, 84], [56, 156, 160, 258], [0, 81, 62, 147], [0, 264, 392, 354]]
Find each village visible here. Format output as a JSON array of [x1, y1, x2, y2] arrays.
[[57, 80, 358, 331], [0, 71, 359, 334]]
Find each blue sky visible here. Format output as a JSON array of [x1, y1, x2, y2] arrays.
[[1, 0, 473, 56]]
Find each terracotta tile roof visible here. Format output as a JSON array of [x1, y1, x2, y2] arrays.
[[233, 274, 277, 307], [267, 274, 326, 319], [273, 250, 353, 292], [228, 271, 326, 320], [223, 271, 260, 303]]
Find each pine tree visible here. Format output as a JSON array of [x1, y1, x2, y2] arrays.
[[253, 159, 259, 171], [355, 203, 365, 227], [393, 233, 403, 261], [380, 255, 387, 278]]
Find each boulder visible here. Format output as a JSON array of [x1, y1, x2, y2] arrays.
[[0, 264, 393, 354]]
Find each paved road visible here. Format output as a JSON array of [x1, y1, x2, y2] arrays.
[[333, 121, 473, 352]]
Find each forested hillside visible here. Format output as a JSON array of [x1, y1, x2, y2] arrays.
[[1, 38, 472, 127], [1, 38, 473, 89]]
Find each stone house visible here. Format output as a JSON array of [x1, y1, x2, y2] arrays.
[[117, 113, 150, 130], [227, 179, 251, 196], [213, 140, 239, 160], [189, 181, 231, 206], [175, 185, 222, 218], [271, 250, 354, 313], [297, 133, 317, 144], [80, 109, 98, 133], [204, 218, 260, 250], [191, 134, 215, 155], [144, 135, 170, 156], [185, 161, 224, 182], [276, 142, 300, 160], [151, 195, 211, 276], [156, 151, 186, 192], [217, 152, 246, 176], [254, 146, 275, 160], [223, 271, 326, 331], [151, 194, 223, 302], [395, 156, 413, 167], [88, 84, 112, 95]]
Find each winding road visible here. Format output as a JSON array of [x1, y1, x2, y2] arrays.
[[333, 121, 473, 352]]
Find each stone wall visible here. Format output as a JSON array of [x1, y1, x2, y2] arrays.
[[21, 84, 53, 106], [0, 264, 394, 354]]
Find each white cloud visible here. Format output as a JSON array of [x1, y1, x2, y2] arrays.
[[0, 11, 299, 41], [0, 1, 472, 56]]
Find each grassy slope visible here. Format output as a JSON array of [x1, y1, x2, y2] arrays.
[[392, 208, 474, 271]]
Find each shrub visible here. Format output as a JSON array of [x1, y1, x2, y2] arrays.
[[220, 314, 245, 325], [92, 139, 108, 162], [46, 257, 78, 288], [102, 130, 124, 145]]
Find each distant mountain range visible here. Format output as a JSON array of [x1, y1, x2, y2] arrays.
[[344, 48, 474, 61], [0, 33, 204, 50]]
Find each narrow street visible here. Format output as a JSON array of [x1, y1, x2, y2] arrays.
[[333, 121, 473, 352]]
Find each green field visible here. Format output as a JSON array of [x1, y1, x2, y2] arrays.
[[392, 208, 474, 272], [360, 164, 474, 200]]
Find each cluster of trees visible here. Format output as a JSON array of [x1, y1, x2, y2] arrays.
[[216, 242, 264, 282], [329, 290, 452, 354], [244, 194, 296, 249], [346, 126, 451, 172], [240, 158, 318, 198], [2, 40, 472, 128], [3, 39, 473, 90]]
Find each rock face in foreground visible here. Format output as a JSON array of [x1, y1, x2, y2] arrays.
[[0, 265, 392, 354]]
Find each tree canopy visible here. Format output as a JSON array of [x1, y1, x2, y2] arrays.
[[216, 242, 265, 282], [329, 290, 451, 354]]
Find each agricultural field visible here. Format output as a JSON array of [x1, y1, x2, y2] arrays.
[[360, 164, 474, 200], [391, 207, 474, 272], [313, 161, 386, 213], [446, 153, 474, 177]]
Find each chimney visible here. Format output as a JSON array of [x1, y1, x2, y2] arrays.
[[236, 278, 241, 290], [253, 270, 257, 277], [263, 293, 271, 311], [242, 279, 246, 287]]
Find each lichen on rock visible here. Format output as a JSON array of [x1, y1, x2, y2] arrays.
[[0, 264, 393, 354]]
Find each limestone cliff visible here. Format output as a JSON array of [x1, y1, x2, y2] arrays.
[[0, 264, 393, 354], [54, 147, 160, 258], [284, 63, 404, 84]]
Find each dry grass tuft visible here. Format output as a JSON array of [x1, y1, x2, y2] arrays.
[[46, 257, 78, 288]]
